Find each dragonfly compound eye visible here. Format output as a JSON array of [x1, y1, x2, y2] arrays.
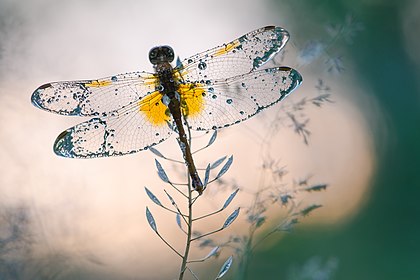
[[149, 46, 175, 64]]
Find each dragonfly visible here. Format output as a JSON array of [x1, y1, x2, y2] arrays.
[[31, 26, 302, 194]]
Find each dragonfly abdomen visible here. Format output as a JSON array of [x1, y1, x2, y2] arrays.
[[155, 59, 204, 194]]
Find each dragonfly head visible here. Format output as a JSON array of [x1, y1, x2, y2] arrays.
[[149, 46, 175, 65]]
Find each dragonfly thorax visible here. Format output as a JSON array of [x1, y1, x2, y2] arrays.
[[149, 45, 174, 65]]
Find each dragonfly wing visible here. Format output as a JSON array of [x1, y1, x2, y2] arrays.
[[182, 67, 302, 131], [32, 71, 157, 116], [53, 91, 174, 158], [177, 26, 289, 82]]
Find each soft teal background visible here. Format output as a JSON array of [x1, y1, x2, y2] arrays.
[[246, 0, 420, 279], [0, 0, 419, 279]]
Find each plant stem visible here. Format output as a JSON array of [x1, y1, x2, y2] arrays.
[[236, 228, 254, 280], [178, 172, 194, 280]]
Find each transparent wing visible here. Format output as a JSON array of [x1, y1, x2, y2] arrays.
[[176, 26, 289, 82], [31, 71, 157, 116], [182, 67, 302, 131], [53, 91, 174, 158]]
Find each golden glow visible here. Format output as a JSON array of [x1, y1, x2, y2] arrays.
[[178, 83, 205, 117], [214, 40, 241, 57], [84, 80, 112, 87], [139, 91, 170, 125]]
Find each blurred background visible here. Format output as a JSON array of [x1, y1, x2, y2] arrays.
[[0, 0, 419, 279]]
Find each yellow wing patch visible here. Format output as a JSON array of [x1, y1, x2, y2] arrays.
[[138, 83, 205, 126], [178, 83, 205, 117], [139, 91, 170, 126], [84, 80, 112, 87], [214, 39, 241, 57]]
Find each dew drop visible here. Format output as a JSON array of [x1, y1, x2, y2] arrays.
[[241, 82, 246, 88], [240, 110, 244, 115], [226, 99, 233, 104], [212, 94, 217, 99], [198, 61, 207, 70], [111, 76, 118, 82], [208, 87, 214, 93]]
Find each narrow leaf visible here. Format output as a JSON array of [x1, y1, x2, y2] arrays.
[[203, 246, 219, 260], [280, 194, 292, 205], [176, 213, 182, 230], [204, 164, 211, 186], [222, 189, 239, 210], [279, 218, 299, 232], [223, 208, 240, 229], [199, 239, 214, 248], [207, 130, 217, 147], [304, 184, 328, 192], [164, 190, 177, 206], [155, 159, 169, 183], [144, 187, 162, 207], [210, 156, 227, 169], [146, 207, 157, 232], [216, 156, 233, 179], [216, 256, 233, 279], [149, 146, 166, 159], [300, 204, 322, 216], [255, 216, 266, 228]]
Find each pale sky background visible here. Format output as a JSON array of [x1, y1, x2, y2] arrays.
[[0, 0, 379, 278]]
